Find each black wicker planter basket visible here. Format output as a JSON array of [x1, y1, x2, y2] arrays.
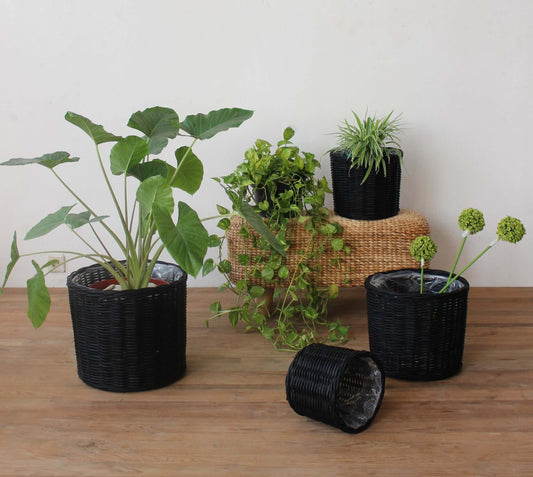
[[285, 343, 385, 433], [330, 150, 401, 220], [365, 269, 469, 381], [66, 261, 187, 392]]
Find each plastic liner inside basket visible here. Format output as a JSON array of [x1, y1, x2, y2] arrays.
[[368, 270, 466, 294], [150, 261, 187, 282], [337, 357, 384, 430]]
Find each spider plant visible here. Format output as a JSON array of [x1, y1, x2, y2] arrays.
[[331, 111, 403, 183]]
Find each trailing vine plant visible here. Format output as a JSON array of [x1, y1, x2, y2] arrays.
[[209, 127, 350, 350]]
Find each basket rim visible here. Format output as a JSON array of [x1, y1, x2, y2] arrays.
[[364, 268, 469, 298], [66, 260, 187, 296], [330, 148, 403, 162]]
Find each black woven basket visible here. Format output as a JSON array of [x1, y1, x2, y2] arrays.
[[330, 150, 401, 220], [66, 261, 187, 392], [285, 343, 385, 433], [365, 269, 469, 381]]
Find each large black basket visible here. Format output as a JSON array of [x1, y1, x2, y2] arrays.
[[365, 269, 469, 381], [66, 261, 187, 392], [330, 150, 401, 220], [285, 344, 385, 433]]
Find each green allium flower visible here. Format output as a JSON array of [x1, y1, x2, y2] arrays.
[[410, 235, 438, 262], [496, 216, 526, 243], [458, 208, 485, 235]]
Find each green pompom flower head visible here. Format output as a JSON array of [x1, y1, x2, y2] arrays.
[[410, 235, 437, 293], [408, 210, 525, 295], [410, 236, 438, 262], [458, 208, 485, 235], [496, 216, 526, 244]]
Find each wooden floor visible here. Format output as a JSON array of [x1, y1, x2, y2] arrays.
[[1, 287, 532, 476]]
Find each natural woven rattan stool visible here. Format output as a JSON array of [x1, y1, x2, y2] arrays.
[[227, 209, 430, 288], [285, 344, 385, 433]]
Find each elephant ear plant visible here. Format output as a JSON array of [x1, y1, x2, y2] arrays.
[[410, 208, 526, 294], [0, 106, 253, 328]]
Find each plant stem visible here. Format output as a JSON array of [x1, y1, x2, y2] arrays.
[[447, 232, 469, 285], [94, 144, 138, 270], [420, 258, 425, 294], [52, 169, 128, 257], [440, 239, 499, 294]]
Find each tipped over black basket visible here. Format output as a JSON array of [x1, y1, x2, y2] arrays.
[[365, 269, 469, 381], [330, 150, 401, 220], [285, 344, 385, 433], [66, 261, 187, 392]]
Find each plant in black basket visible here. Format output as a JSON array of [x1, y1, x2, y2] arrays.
[[365, 208, 526, 380], [0, 106, 253, 391], [209, 127, 351, 351], [329, 110, 404, 220]]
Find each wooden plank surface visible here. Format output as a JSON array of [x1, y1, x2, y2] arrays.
[[1, 287, 532, 476]]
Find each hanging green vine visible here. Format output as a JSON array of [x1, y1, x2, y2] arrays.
[[210, 127, 350, 350]]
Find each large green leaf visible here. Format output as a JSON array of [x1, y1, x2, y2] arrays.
[[153, 201, 208, 276], [1, 151, 79, 169], [64, 211, 108, 229], [128, 106, 179, 138], [146, 136, 169, 156], [1, 232, 19, 292], [65, 112, 122, 144], [136, 176, 174, 219], [26, 261, 50, 328], [128, 107, 180, 155], [180, 108, 253, 140], [237, 202, 286, 256], [110, 136, 149, 175], [25, 205, 75, 240], [128, 159, 169, 182], [168, 146, 203, 194]]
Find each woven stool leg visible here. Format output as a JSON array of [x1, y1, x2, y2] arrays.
[[255, 287, 274, 315]]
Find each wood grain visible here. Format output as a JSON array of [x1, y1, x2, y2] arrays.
[[1, 287, 532, 476]]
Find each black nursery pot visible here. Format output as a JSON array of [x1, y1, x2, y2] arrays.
[[66, 261, 187, 392], [285, 343, 385, 433], [364, 269, 469, 381], [330, 149, 401, 220], [253, 182, 296, 218]]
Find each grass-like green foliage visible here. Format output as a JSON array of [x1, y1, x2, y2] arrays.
[[410, 208, 526, 294], [1, 107, 254, 328], [331, 111, 403, 183], [211, 127, 350, 350]]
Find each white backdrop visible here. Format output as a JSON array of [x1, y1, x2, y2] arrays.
[[1, 0, 531, 287]]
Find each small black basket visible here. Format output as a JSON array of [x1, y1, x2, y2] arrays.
[[285, 344, 385, 433], [66, 261, 187, 392], [330, 151, 401, 220], [365, 269, 469, 381]]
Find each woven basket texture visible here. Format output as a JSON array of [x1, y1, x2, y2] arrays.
[[330, 151, 401, 220], [365, 269, 469, 381], [227, 209, 429, 288], [286, 343, 385, 433], [66, 262, 187, 392]]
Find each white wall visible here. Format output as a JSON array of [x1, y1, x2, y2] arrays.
[[1, 0, 531, 287]]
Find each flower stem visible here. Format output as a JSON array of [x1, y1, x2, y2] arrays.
[[447, 232, 468, 285], [440, 239, 499, 293], [420, 258, 425, 294]]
